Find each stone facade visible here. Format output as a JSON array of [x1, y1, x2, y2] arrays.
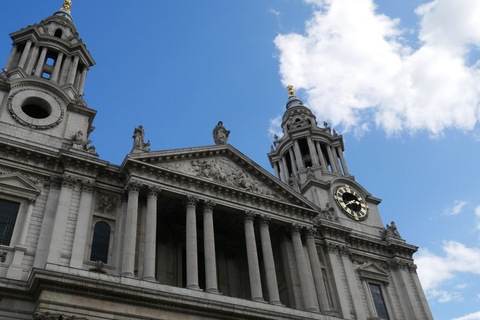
[[0, 3, 433, 320]]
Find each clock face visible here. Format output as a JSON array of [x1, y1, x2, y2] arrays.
[[334, 185, 368, 221]]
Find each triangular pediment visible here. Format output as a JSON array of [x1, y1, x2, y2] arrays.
[[357, 263, 389, 284], [124, 145, 320, 210], [0, 173, 41, 198]]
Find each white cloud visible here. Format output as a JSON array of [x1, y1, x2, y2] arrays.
[[274, 0, 480, 135], [416, 241, 480, 297], [429, 289, 463, 303], [452, 311, 480, 320], [444, 200, 468, 216], [475, 205, 480, 231]]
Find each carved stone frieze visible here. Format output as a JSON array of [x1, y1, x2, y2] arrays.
[[61, 175, 77, 188], [95, 193, 117, 214], [0, 165, 47, 186], [0, 251, 6, 262], [156, 157, 284, 201], [33, 311, 87, 320]]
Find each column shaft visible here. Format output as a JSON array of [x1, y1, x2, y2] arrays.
[[307, 137, 320, 166], [18, 40, 32, 69], [288, 148, 298, 175], [243, 211, 264, 302], [143, 187, 160, 281], [203, 201, 219, 293], [291, 226, 318, 312], [59, 55, 71, 85], [259, 216, 281, 305], [337, 146, 350, 176], [186, 196, 200, 290], [122, 183, 139, 277], [67, 55, 79, 85], [273, 162, 280, 180], [326, 146, 339, 173], [50, 52, 64, 83], [316, 142, 328, 171], [25, 45, 39, 75], [4, 45, 18, 71], [78, 67, 88, 94], [293, 140, 305, 170], [281, 156, 289, 180], [34, 47, 48, 77]]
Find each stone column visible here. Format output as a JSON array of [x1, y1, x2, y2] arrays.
[[70, 181, 95, 268], [290, 225, 318, 312], [293, 140, 305, 170], [143, 186, 161, 281], [281, 156, 289, 181], [316, 142, 328, 172], [34, 47, 48, 77], [307, 137, 320, 166], [47, 175, 76, 264], [273, 162, 280, 180], [25, 45, 39, 75], [337, 146, 350, 176], [326, 146, 339, 173], [259, 215, 281, 305], [288, 149, 298, 176], [18, 40, 32, 69], [185, 196, 201, 290], [66, 55, 79, 85], [305, 228, 330, 311], [78, 67, 88, 94], [243, 210, 264, 302], [50, 52, 64, 83], [203, 200, 219, 293], [59, 55, 71, 85], [122, 181, 140, 277], [4, 44, 18, 71]]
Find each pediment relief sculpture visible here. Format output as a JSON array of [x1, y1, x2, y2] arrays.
[[156, 157, 285, 201]]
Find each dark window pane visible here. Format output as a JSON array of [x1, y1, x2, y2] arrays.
[[0, 199, 20, 246], [90, 222, 110, 263], [369, 283, 390, 320]]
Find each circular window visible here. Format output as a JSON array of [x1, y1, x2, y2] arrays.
[[21, 97, 52, 119], [7, 87, 64, 130]]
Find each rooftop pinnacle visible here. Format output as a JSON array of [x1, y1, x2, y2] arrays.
[[287, 85, 296, 97], [62, 0, 72, 12]]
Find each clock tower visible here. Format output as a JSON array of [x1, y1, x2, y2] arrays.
[[268, 86, 384, 238], [0, 0, 96, 155]]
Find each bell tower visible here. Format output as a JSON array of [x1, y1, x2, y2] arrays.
[[268, 86, 385, 237], [0, 1, 96, 153]]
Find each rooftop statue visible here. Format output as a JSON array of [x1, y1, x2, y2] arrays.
[[132, 125, 150, 153], [213, 121, 230, 145], [62, 0, 72, 12]]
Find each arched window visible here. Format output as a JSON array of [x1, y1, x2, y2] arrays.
[[90, 221, 110, 264], [54, 29, 62, 38]]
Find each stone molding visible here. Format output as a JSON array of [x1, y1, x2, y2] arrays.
[[33, 311, 87, 320]]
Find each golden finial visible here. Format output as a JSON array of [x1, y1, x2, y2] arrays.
[[287, 85, 296, 97], [62, 0, 72, 12]]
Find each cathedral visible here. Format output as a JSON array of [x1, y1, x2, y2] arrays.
[[0, 2, 433, 320]]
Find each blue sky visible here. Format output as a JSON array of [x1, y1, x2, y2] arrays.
[[2, 1, 480, 319]]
